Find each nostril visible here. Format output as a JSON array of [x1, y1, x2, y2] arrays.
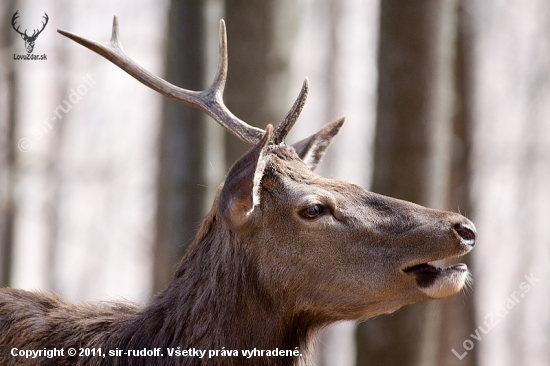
[[454, 222, 476, 246]]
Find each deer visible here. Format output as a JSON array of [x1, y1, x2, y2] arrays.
[[0, 16, 476, 366], [11, 11, 49, 54]]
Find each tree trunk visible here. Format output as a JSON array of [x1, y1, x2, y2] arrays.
[[153, 0, 207, 293], [356, 0, 460, 365], [436, 3, 478, 365], [224, 0, 298, 165], [0, 0, 16, 287]]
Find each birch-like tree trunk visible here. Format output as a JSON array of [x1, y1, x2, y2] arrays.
[[0, 0, 17, 287]]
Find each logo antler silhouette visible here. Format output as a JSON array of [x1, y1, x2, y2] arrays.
[[12, 11, 49, 54]]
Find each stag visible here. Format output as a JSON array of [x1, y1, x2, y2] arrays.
[[11, 11, 49, 54], [0, 16, 476, 366]]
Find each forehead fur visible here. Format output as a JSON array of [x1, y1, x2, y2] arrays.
[[264, 145, 313, 183]]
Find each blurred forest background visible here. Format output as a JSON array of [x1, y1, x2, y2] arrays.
[[1, 0, 549, 365]]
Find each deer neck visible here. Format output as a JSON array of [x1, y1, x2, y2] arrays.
[[137, 212, 319, 364]]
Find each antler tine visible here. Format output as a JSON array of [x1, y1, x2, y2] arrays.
[[109, 16, 123, 51], [57, 16, 264, 145], [38, 13, 49, 33], [209, 20, 228, 96], [11, 11, 24, 36], [272, 78, 309, 145], [31, 13, 49, 38]]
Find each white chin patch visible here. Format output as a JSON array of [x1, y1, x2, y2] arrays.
[[418, 264, 469, 298]]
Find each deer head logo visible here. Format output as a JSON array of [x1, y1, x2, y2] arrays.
[[11, 11, 49, 54]]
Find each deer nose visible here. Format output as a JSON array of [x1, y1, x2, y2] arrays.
[[453, 221, 476, 247]]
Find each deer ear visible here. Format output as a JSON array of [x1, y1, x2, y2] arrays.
[[292, 117, 344, 170], [218, 125, 273, 228]]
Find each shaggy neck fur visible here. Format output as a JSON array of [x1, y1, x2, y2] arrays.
[[117, 208, 319, 365], [0, 200, 321, 366]]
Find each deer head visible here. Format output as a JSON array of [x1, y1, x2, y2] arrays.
[[12, 11, 49, 54], [54, 17, 476, 356]]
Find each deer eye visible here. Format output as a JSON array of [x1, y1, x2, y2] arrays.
[[300, 205, 323, 219]]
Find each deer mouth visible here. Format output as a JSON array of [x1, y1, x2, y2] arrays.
[[403, 262, 469, 298]]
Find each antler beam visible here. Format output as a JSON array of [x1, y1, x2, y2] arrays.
[[58, 16, 308, 146], [11, 11, 25, 37]]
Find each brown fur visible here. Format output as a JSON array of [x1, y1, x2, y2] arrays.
[[1, 144, 475, 366], [1, 18, 476, 366]]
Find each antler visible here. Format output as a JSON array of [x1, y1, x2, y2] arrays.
[[11, 11, 49, 39], [32, 13, 49, 39], [271, 78, 308, 145], [11, 11, 25, 37], [57, 16, 308, 145]]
